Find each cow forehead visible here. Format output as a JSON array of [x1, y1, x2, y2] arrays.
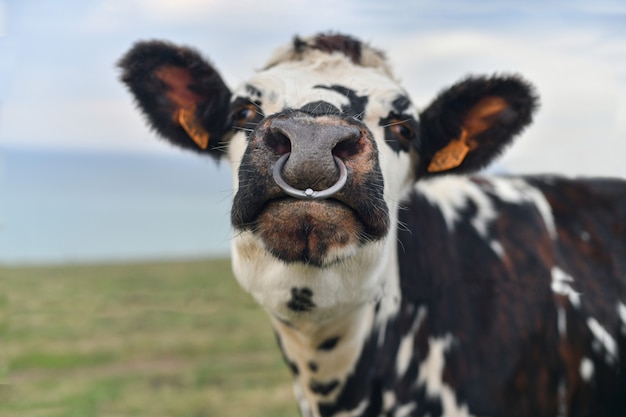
[[232, 52, 415, 119]]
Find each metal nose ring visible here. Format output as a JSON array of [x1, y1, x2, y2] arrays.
[[272, 153, 348, 199]]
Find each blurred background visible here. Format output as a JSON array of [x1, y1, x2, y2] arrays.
[[1, 0, 625, 265], [1, 3, 625, 417]]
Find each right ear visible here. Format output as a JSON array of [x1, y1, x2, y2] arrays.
[[118, 40, 232, 158]]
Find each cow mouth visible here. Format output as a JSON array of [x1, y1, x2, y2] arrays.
[[253, 197, 372, 266], [231, 139, 390, 266]]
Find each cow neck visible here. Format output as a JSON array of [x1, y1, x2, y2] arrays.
[[269, 237, 401, 416], [271, 301, 379, 414]]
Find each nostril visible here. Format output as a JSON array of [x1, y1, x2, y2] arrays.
[[332, 137, 362, 160], [266, 131, 292, 155]]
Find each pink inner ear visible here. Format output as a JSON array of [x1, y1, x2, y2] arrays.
[[463, 96, 508, 137], [154, 66, 204, 111], [427, 96, 509, 173]]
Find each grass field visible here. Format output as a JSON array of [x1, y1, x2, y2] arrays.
[[1, 259, 297, 417]]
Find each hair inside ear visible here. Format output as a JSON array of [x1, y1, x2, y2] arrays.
[[154, 66, 211, 150], [118, 40, 232, 157], [464, 97, 508, 136], [427, 130, 470, 173], [154, 66, 204, 110], [178, 107, 210, 149], [427, 96, 508, 173]]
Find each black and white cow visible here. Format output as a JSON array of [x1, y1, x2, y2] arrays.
[[119, 33, 626, 417]]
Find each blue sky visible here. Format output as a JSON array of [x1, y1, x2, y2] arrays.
[[1, 0, 625, 170], [0, 1, 625, 263], [1, 1, 625, 174]]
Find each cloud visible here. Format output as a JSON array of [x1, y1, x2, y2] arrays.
[[132, 0, 258, 20], [0, 98, 167, 153], [80, 0, 356, 34], [571, 0, 626, 14], [387, 28, 626, 177], [0, 0, 5, 37], [3, 1, 625, 178]]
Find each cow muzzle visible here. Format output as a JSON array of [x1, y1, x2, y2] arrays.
[[272, 153, 348, 199], [265, 116, 362, 197], [231, 112, 390, 266]]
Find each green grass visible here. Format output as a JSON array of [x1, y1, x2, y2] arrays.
[[0, 259, 298, 417]]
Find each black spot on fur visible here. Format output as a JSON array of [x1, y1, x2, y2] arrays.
[[293, 36, 308, 53], [317, 336, 340, 351], [392, 95, 412, 114], [308, 361, 319, 372], [292, 33, 385, 67], [245, 84, 262, 98], [310, 379, 340, 396], [287, 287, 316, 312], [300, 101, 341, 116], [292, 33, 363, 64], [317, 329, 382, 417], [313, 85, 368, 120], [288, 361, 300, 376]]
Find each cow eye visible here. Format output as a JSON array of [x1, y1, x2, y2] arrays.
[[235, 107, 254, 120], [388, 119, 415, 143], [391, 123, 412, 138], [232, 105, 259, 127]]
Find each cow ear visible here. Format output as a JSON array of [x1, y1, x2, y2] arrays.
[[417, 75, 538, 176], [118, 40, 232, 158]]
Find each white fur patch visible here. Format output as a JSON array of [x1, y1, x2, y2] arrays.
[[396, 307, 427, 377], [395, 403, 417, 417], [383, 390, 396, 411], [490, 240, 505, 258], [587, 317, 618, 364], [551, 266, 581, 308], [557, 306, 567, 337], [274, 304, 376, 415], [231, 231, 388, 324], [227, 130, 250, 192], [579, 230, 591, 242], [293, 382, 313, 417], [417, 176, 502, 258], [579, 357, 595, 381], [417, 335, 476, 417], [487, 177, 557, 239], [416, 176, 557, 260], [618, 302, 626, 335], [417, 176, 493, 235]]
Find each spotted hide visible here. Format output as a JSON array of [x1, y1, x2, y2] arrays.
[[119, 33, 626, 417]]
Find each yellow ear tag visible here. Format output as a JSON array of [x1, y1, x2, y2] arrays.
[[178, 108, 210, 150], [427, 129, 470, 173]]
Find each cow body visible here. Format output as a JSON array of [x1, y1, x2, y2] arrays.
[[393, 176, 625, 416], [119, 33, 626, 416]]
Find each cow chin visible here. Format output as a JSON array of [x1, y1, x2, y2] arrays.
[[256, 199, 365, 267]]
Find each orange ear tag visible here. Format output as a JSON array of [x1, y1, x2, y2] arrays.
[[427, 129, 470, 173], [178, 108, 210, 150]]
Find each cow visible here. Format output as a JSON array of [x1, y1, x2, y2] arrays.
[[118, 33, 626, 417]]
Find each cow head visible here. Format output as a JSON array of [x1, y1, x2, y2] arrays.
[[119, 33, 537, 323]]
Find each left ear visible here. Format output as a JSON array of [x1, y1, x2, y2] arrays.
[[417, 75, 538, 177], [118, 40, 232, 158]]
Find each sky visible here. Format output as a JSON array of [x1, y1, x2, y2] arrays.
[[2, 0, 626, 173], [0, 1, 625, 263]]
